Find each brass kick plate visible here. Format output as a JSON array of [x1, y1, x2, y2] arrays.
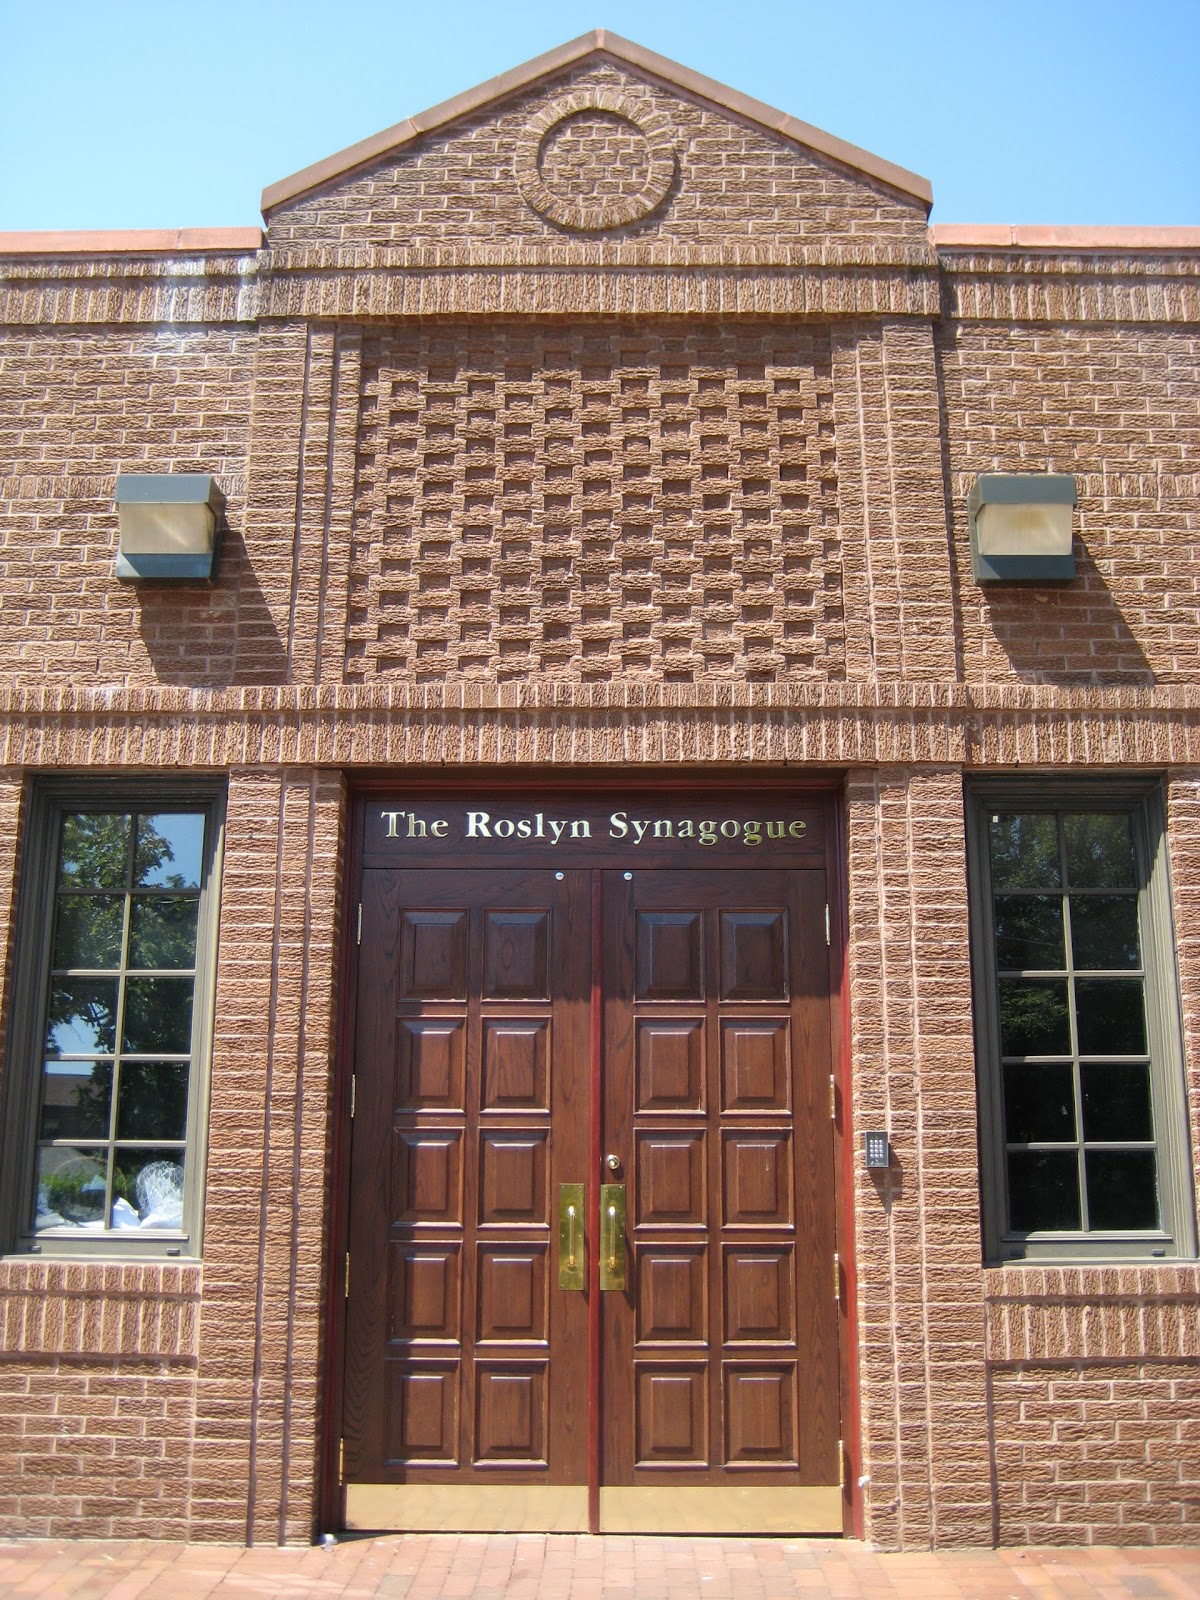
[[558, 1183, 585, 1290], [599, 1182, 626, 1291]]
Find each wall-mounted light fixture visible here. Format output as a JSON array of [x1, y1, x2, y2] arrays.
[[968, 473, 1076, 584], [114, 473, 225, 582]]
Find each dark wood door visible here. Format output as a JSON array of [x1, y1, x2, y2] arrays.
[[343, 868, 592, 1530], [340, 795, 843, 1534], [599, 869, 840, 1530]]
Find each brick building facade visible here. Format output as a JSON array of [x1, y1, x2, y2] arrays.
[[0, 31, 1197, 1548]]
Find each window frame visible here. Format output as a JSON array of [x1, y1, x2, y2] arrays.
[[0, 776, 225, 1259], [966, 774, 1196, 1265]]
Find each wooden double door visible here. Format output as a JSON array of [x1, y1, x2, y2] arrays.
[[340, 796, 843, 1534]]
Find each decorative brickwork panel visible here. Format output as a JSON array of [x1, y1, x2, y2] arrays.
[[0, 328, 254, 689], [939, 321, 1200, 686], [346, 324, 843, 687], [990, 1362, 1200, 1544], [266, 63, 930, 252]]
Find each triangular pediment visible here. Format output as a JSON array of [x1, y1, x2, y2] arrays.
[[261, 31, 932, 256]]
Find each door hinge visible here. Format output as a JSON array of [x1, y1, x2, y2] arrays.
[[356, 903, 362, 945], [833, 1252, 840, 1302], [824, 903, 830, 946], [350, 1074, 356, 1119], [345, 1252, 350, 1298], [829, 1074, 836, 1119], [338, 1437, 345, 1485]]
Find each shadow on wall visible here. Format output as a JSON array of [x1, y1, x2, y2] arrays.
[[134, 525, 288, 688], [977, 545, 1155, 687]]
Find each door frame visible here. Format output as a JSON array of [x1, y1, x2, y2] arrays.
[[319, 769, 861, 1538]]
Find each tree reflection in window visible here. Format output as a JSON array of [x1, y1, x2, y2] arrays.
[[34, 810, 204, 1234]]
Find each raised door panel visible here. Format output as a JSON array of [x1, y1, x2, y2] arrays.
[[635, 1366, 709, 1466], [390, 1245, 461, 1343], [475, 1366, 547, 1464], [476, 1246, 547, 1343], [636, 1248, 707, 1345], [385, 1365, 459, 1466], [398, 1019, 466, 1109], [636, 1019, 705, 1112], [399, 910, 468, 999], [394, 1133, 463, 1225], [724, 1365, 798, 1465], [482, 1021, 549, 1110]]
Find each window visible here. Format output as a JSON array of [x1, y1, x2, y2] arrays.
[[1, 781, 223, 1257], [967, 779, 1195, 1263]]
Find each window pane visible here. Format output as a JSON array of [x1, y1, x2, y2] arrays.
[[1064, 813, 1135, 889], [116, 1062, 190, 1141], [38, 1060, 112, 1140], [1003, 1062, 1075, 1144], [1075, 979, 1146, 1056], [59, 814, 131, 890], [52, 895, 124, 971], [998, 978, 1070, 1056], [122, 978, 194, 1055], [135, 814, 204, 890], [128, 897, 199, 970], [112, 1151, 186, 1230], [1008, 1151, 1081, 1232], [1070, 895, 1140, 970], [1081, 1063, 1154, 1142], [994, 896, 1065, 970], [989, 814, 1061, 890], [1085, 1150, 1159, 1230], [33, 1147, 108, 1230], [45, 978, 118, 1055]]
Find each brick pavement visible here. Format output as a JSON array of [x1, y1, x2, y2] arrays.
[[0, 1536, 1197, 1599]]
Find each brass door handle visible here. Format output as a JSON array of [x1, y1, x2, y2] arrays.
[[558, 1183, 585, 1290], [599, 1182, 626, 1291]]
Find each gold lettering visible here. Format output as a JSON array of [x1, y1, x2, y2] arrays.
[[382, 810, 402, 838]]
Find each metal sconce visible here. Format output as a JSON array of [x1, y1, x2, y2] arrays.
[[114, 473, 225, 582], [968, 473, 1076, 584]]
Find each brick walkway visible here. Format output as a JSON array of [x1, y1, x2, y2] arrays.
[[0, 1537, 1198, 1599]]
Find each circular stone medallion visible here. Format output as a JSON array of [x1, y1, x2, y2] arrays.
[[514, 91, 677, 233]]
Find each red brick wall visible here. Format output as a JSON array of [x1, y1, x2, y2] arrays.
[[846, 767, 993, 1546], [0, 327, 254, 689], [991, 1362, 1200, 1544], [0, 769, 344, 1543], [938, 321, 1200, 686]]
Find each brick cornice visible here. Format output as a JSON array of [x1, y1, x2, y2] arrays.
[[932, 224, 1200, 251], [0, 227, 263, 256], [2, 683, 1200, 770]]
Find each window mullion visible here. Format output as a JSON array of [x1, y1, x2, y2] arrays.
[[1059, 815, 1089, 1233]]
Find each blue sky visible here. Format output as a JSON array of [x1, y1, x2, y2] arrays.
[[2, 0, 1197, 231]]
